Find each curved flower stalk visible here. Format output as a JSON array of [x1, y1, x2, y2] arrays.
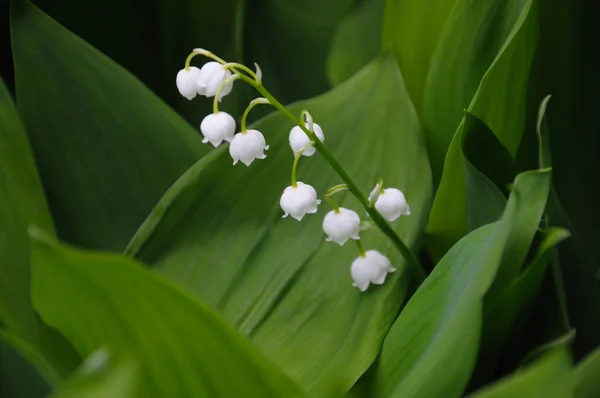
[[176, 48, 426, 285]]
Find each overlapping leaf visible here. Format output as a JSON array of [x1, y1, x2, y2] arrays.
[[381, 0, 456, 113], [30, 231, 303, 398], [49, 350, 137, 398], [426, 0, 538, 256], [11, 0, 209, 251], [574, 348, 600, 398], [467, 348, 572, 398], [0, 79, 79, 383], [370, 168, 550, 398], [422, 0, 537, 180], [126, 55, 432, 395]]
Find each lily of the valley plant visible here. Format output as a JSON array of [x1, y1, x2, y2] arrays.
[[176, 48, 417, 291]]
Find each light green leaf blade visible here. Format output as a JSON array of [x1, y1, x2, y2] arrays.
[[50, 350, 137, 398], [10, 0, 208, 251], [30, 230, 304, 398], [574, 348, 600, 398], [381, 0, 456, 113], [426, 0, 538, 254], [468, 348, 572, 398], [423, 0, 537, 182], [0, 79, 79, 381], [427, 113, 518, 259], [371, 169, 549, 398], [327, 0, 384, 86], [127, 55, 432, 395]]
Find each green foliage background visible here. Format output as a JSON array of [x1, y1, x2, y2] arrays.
[[0, 0, 599, 397]]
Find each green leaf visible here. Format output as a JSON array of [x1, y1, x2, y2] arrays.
[[10, 0, 208, 251], [381, 0, 456, 113], [327, 0, 384, 86], [472, 228, 570, 386], [50, 350, 137, 398], [126, 55, 432, 395], [246, 0, 356, 103], [370, 169, 549, 398], [467, 348, 572, 398], [426, 0, 538, 255], [574, 348, 600, 398], [423, 0, 537, 182], [427, 113, 518, 259], [0, 78, 80, 381], [30, 230, 304, 398]]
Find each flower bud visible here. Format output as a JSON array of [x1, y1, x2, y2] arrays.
[[200, 112, 236, 147], [322, 208, 360, 246], [280, 182, 321, 221], [289, 123, 325, 157], [351, 250, 396, 292], [374, 188, 410, 222], [176, 67, 202, 100], [229, 129, 268, 166], [196, 62, 233, 100]]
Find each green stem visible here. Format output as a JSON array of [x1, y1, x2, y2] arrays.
[[355, 239, 366, 257], [213, 74, 241, 114], [291, 151, 302, 187], [236, 74, 426, 283], [325, 195, 340, 213], [223, 62, 259, 81], [241, 97, 271, 132]]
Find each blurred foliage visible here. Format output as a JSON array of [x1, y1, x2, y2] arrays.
[[0, 0, 599, 396]]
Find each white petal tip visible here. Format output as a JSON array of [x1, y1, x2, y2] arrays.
[[265, 145, 270, 150]]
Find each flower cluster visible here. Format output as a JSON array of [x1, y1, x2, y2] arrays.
[[176, 49, 412, 292]]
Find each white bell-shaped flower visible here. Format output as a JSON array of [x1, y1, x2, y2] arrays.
[[200, 112, 236, 147], [229, 129, 268, 166], [196, 62, 233, 100], [351, 250, 396, 292], [322, 208, 360, 246], [289, 123, 325, 157], [374, 188, 411, 222], [176, 67, 202, 100], [280, 182, 321, 221]]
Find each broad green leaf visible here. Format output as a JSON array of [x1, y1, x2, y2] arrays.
[[0, 79, 79, 381], [381, 0, 456, 113], [423, 0, 537, 182], [472, 228, 570, 386], [11, 0, 208, 251], [461, 113, 518, 232], [574, 348, 600, 398], [370, 169, 548, 398], [50, 350, 137, 398], [246, 0, 356, 103], [127, 55, 432, 395], [468, 348, 572, 398], [427, 113, 518, 259], [426, 0, 538, 255], [327, 0, 384, 86], [30, 230, 304, 398]]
